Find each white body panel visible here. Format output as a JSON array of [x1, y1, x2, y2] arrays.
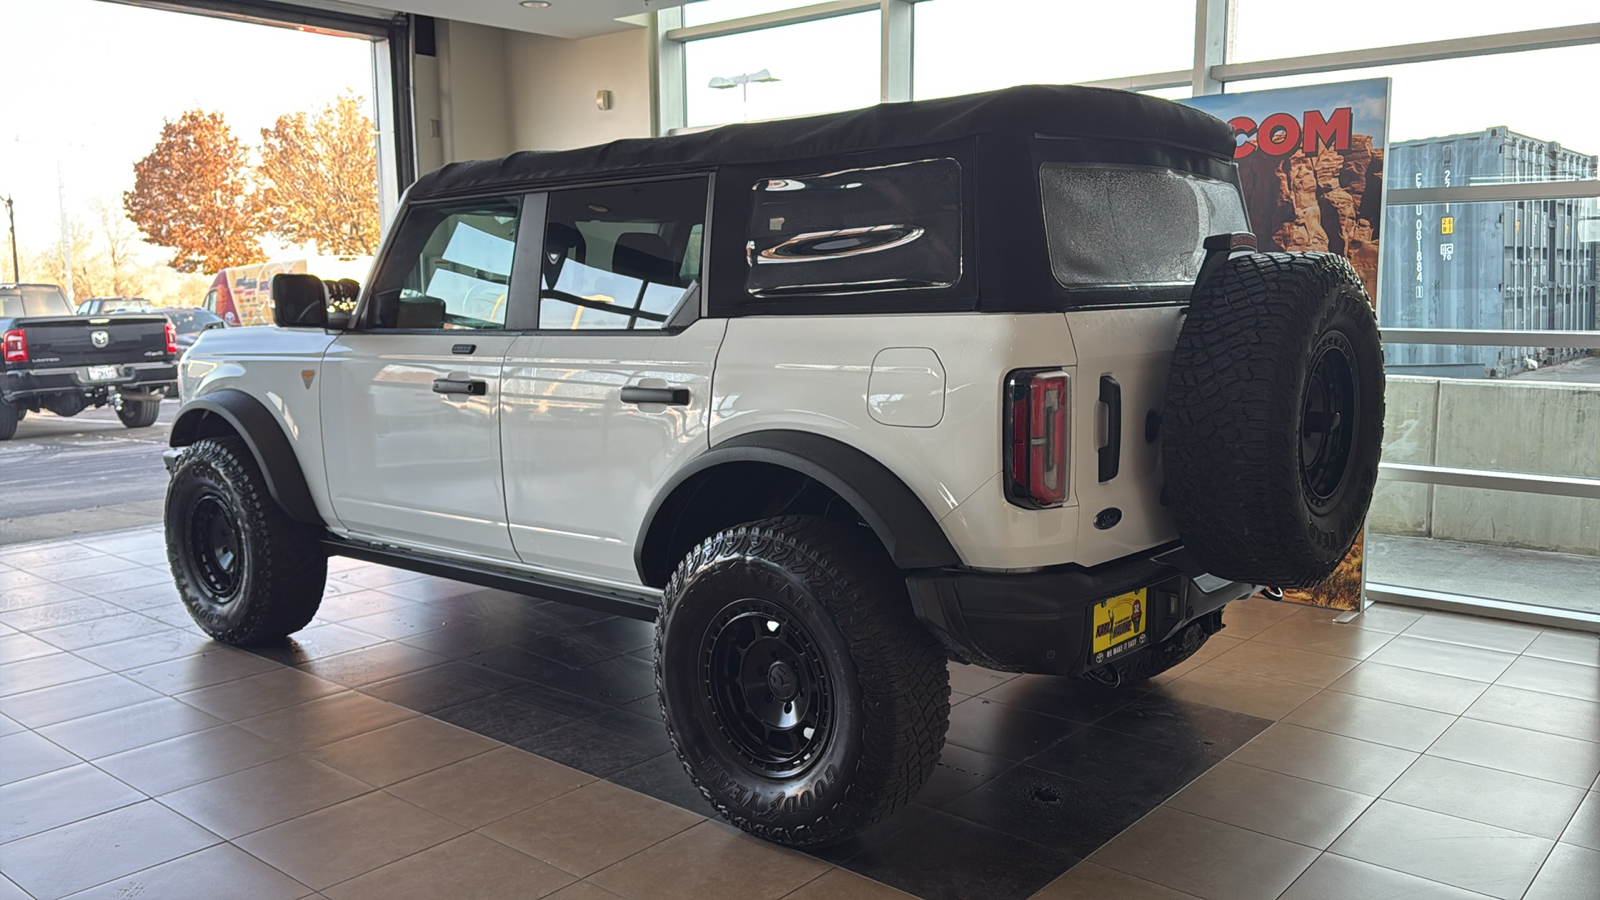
[[500, 320, 727, 586], [320, 333, 519, 559], [180, 326, 341, 525]]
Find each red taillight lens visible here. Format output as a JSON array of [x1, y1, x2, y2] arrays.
[[3, 329, 26, 363], [164, 321, 178, 354], [1004, 368, 1070, 508]]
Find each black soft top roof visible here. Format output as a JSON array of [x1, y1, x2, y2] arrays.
[[409, 84, 1233, 200]]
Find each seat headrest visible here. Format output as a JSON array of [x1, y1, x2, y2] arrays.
[[612, 232, 676, 287]]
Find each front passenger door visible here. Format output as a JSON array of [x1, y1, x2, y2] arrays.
[[322, 194, 532, 560]]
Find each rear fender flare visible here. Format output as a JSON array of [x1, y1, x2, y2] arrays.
[[169, 389, 321, 524]]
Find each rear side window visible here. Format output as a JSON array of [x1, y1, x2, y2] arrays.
[[1039, 163, 1248, 288], [538, 177, 707, 331], [745, 158, 962, 298]]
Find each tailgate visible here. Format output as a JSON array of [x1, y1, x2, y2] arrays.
[[16, 316, 171, 368]]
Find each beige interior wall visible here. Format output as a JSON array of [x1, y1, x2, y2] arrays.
[[505, 28, 654, 152], [435, 19, 514, 163]]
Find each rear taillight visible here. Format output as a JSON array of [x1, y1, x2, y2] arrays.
[[164, 321, 178, 355], [1004, 368, 1070, 508], [3, 329, 26, 363]]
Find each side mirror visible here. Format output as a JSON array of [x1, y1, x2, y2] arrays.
[[271, 274, 328, 328]]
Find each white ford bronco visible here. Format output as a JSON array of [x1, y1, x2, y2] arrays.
[[162, 85, 1383, 848]]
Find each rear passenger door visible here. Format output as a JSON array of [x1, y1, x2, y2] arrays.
[[322, 194, 536, 560], [501, 176, 725, 587]]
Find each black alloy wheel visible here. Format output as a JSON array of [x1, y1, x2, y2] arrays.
[[186, 493, 244, 600], [1299, 331, 1360, 514]]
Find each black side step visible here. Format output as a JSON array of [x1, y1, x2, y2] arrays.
[[322, 537, 660, 622]]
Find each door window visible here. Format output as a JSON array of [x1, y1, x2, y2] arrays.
[[369, 197, 522, 330], [539, 178, 708, 331]]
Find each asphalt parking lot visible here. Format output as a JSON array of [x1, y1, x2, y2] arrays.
[[0, 400, 177, 544]]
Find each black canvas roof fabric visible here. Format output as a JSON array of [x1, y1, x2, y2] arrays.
[[409, 84, 1234, 200]]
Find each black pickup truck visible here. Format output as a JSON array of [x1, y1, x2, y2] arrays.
[[1, 283, 178, 440]]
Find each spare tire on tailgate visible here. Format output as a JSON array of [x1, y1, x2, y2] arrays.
[[1161, 251, 1384, 589]]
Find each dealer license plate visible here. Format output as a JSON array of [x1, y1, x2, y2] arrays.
[[85, 365, 119, 382], [1090, 588, 1148, 665]]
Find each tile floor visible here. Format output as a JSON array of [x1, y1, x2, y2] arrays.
[[0, 525, 1596, 900]]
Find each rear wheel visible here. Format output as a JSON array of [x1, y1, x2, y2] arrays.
[[115, 392, 161, 428], [0, 397, 17, 441], [656, 516, 949, 848], [166, 437, 326, 644]]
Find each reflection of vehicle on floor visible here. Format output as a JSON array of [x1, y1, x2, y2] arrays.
[[1, 283, 177, 440], [76, 295, 157, 316], [160, 85, 1385, 849], [202, 256, 373, 327]]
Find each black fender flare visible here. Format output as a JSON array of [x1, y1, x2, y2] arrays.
[[635, 430, 961, 586], [169, 389, 322, 524]]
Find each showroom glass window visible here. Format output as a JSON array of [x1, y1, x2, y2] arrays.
[[538, 178, 708, 331], [683, 12, 879, 128], [367, 198, 522, 331]]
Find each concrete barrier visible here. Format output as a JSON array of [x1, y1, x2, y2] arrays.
[[1370, 375, 1600, 556]]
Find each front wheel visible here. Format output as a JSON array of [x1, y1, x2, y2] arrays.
[[656, 516, 949, 848], [165, 437, 326, 644]]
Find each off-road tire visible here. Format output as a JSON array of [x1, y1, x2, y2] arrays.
[[165, 437, 326, 644], [115, 395, 161, 428], [1163, 252, 1384, 588], [0, 397, 17, 441], [656, 515, 949, 849]]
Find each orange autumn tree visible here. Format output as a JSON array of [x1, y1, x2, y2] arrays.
[[256, 93, 380, 256], [124, 110, 265, 272]]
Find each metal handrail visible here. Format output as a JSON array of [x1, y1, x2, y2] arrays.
[[1378, 462, 1600, 501], [1381, 329, 1600, 349]]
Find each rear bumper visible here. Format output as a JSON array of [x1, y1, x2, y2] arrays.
[[2, 361, 178, 401], [906, 546, 1256, 676]]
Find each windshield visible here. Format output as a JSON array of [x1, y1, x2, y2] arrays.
[[167, 309, 223, 333], [1, 285, 73, 318], [1039, 163, 1249, 289]]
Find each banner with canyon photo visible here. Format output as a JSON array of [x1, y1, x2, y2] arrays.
[[1184, 79, 1391, 611]]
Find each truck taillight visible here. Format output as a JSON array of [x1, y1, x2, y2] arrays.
[[164, 321, 178, 355], [3, 330, 26, 363], [1004, 368, 1070, 508]]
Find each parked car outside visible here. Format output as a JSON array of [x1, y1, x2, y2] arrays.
[[76, 296, 157, 316], [120, 307, 226, 349]]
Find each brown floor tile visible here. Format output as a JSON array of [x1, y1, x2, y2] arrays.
[[1496, 656, 1600, 704], [58, 843, 310, 900], [1278, 853, 1490, 900], [71, 628, 216, 672], [24, 556, 143, 583], [1166, 760, 1374, 849], [1089, 807, 1317, 900], [779, 867, 916, 900], [235, 691, 417, 752], [1214, 596, 1302, 640], [38, 697, 223, 759], [32, 613, 172, 652], [947, 663, 1017, 696], [0, 731, 79, 786], [1325, 661, 1490, 715], [1365, 636, 1515, 683], [93, 723, 292, 796], [176, 667, 343, 721], [1523, 631, 1600, 668], [1226, 723, 1418, 795], [481, 779, 702, 877], [388, 745, 593, 828], [158, 755, 372, 838], [1464, 685, 1600, 743], [0, 876, 27, 900], [0, 800, 219, 900], [235, 791, 465, 890], [121, 645, 281, 694], [542, 881, 628, 900], [322, 832, 574, 900], [1564, 792, 1600, 851], [1382, 756, 1587, 840], [0, 673, 162, 728], [1159, 664, 1322, 720], [1427, 718, 1600, 788], [0, 653, 107, 698], [1333, 604, 1424, 634], [1329, 800, 1552, 899], [0, 597, 126, 632], [310, 716, 498, 786], [589, 820, 828, 900], [1524, 842, 1600, 900], [0, 633, 62, 664], [1145, 634, 1244, 687], [1250, 615, 1396, 660], [0, 763, 145, 843], [1281, 691, 1455, 752], [1401, 611, 1542, 654], [1032, 861, 1204, 899], [1199, 640, 1359, 689]]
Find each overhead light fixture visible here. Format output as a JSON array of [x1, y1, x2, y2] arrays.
[[519, 1, 551, 8]]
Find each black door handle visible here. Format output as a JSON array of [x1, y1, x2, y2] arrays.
[[432, 377, 486, 396], [620, 386, 690, 406], [1098, 375, 1121, 482]]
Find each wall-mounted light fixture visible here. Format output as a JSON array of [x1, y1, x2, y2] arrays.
[[596, 90, 613, 111]]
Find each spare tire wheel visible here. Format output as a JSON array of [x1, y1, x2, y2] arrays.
[[1161, 251, 1384, 588]]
